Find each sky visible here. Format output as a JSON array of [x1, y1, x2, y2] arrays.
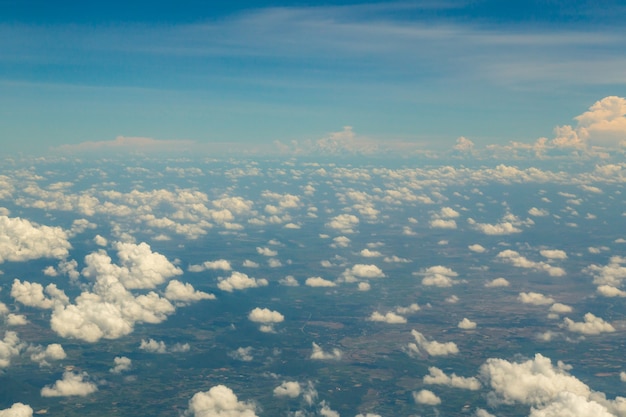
[[1, 0, 625, 155]]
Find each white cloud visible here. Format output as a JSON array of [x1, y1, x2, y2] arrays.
[[562, 313, 615, 335], [93, 234, 108, 246], [218, 272, 268, 292], [430, 218, 457, 229], [498, 250, 566, 277], [357, 282, 371, 291], [139, 338, 167, 353], [458, 318, 477, 330], [549, 303, 573, 314], [419, 265, 458, 287], [395, 303, 420, 314], [343, 264, 385, 281], [407, 330, 459, 356], [6, 314, 28, 326], [468, 218, 522, 235], [29, 343, 66, 366], [183, 385, 257, 417], [229, 347, 253, 362], [256, 246, 278, 257], [540, 249, 568, 260], [305, 277, 336, 287], [188, 259, 232, 272], [485, 277, 510, 288], [368, 311, 407, 324], [423, 367, 481, 390], [165, 280, 215, 304], [469, 244, 487, 253], [11, 279, 68, 309], [278, 275, 299, 286], [248, 308, 284, 323], [326, 213, 360, 233], [273, 381, 301, 398], [331, 236, 351, 248], [310, 342, 342, 360], [110, 356, 132, 374], [518, 292, 555, 306], [0, 403, 33, 417], [360, 248, 382, 257], [529, 207, 550, 217], [41, 371, 98, 397], [597, 285, 626, 297], [0, 216, 71, 263], [413, 389, 441, 405], [528, 392, 615, 417], [0, 331, 23, 368]]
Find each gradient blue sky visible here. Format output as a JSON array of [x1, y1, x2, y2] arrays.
[[1, 0, 625, 154]]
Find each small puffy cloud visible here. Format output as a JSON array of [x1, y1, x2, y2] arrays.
[[6, 314, 28, 326], [183, 385, 257, 417], [564, 96, 626, 148], [139, 338, 167, 353], [93, 235, 108, 246], [165, 280, 215, 303], [11, 279, 68, 309], [395, 303, 420, 314], [540, 249, 567, 260], [597, 285, 626, 297], [498, 250, 566, 277], [310, 342, 342, 360], [0, 403, 33, 417], [423, 367, 481, 390], [326, 214, 360, 233], [305, 277, 336, 287], [256, 247, 277, 257], [218, 272, 268, 292], [41, 371, 98, 397], [518, 292, 555, 306], [110, 356, 132, 374], [248, 308, 284, 324], [469, 244, 487, 253], [331, 236, 351, 248], [357, 282, 371, 291], [621, 372, 626, 382], [528, 207, 550, 217], [0, 216, 71, 263], [562, 312, 615, 335], [429, 219, 457, 229], [273, 381, 301, 398], [29, 343, 66, 366], [468, 218, 522, 235], [278, 275, 299, 286], [419, 265, 458, 287], [360, 248, 382, 257], [188, 259, 232, 272], [0, 331, 23, 368], [458, 318, 477, 330], [343, 264, 385, 281], [368, 311, 407, 324], [229, 347, 253, 362], [407, 330, 459, 356], [242, 260, 259, 268], [485, 277, 510, 288], [549, 303, 573, 314], [413, 389, 441, 405]]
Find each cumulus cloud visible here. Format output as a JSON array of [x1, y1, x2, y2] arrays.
[[41, 371, 98, 397], [0, 216, 71, 263], [139, 338, 168, 353], [419, 265, 459, 287], [341, 264, 385, 282], [497, 250, 566, 277], [256, 247, 278, 257], [0, 403, 33, 417], [529, 207, 550, 217], [326, 214, 360, 233], [368, 311, 407, 324], [110, 356, 132, 374], [310, 342, 342, 360], [540, 249, 568, 260], [518, 292, 555, 306], [423, 367, 481, 390], [11, 279, 68, 309], [278, 275, 299, 286], [562, 313, 615, 335], [273, 381, 301, 398], [469, 244, 487, 253], [458, 318, 477, 329], [183, 385, 257, 417], [29, 343, 66, 366], [430, 219, 457, 229], [229, 347, 253, 362], [6, 314, 28, 326], [164, 280, 215, 304], [305, 277, 336, 287], [248, 307, 284, 332], [413, 389, 441, 405], [467, 217, 523, 235], [0, 331, 23, 368], [188, 259, 232, 272], [218, 272, 268, 292], [407, 330, 459, 357], [485, 277, 510, 288]]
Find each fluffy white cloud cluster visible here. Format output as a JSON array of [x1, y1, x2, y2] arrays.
[[188, 259, 232, 272], [467, 217, 523, 235], [0, 331, 23, 368], [419, 265, 458, 287], [407, 330, 459, 356], [273, 381, 301, 398], [165, 280, 215, 304], [29, 343, 66, 366], [0, 215, 71, 263], [140, 338, 190, 353], [41, 371, 98, 397], [497, 250, 566, 277], [413, 389, 441, 405], [562, 313, 615, 335], [368, 311, 407, 324], [229, 346, 253, 362], [485, 277, 510, 288], [585, 256, 626, 297], [458, 318, 477, 330], [248, 307, 284, 332], [0, 403, 33, 417], [326, 213, 360, 233], [518, 292, 555, 306], [310, 342, 342, 360], [423, 367, 481, 390], [217, 272, 268, 292], [110, 356, 132, 373], [11, 279, 69, 309], [305, 277, 336, 287], [183, 385, 258, 417]]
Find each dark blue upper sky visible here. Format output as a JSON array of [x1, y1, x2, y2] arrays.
[[1, 0, 625, 153]]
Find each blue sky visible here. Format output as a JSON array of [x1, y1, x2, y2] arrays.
[[1, 0, 625, 154]]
